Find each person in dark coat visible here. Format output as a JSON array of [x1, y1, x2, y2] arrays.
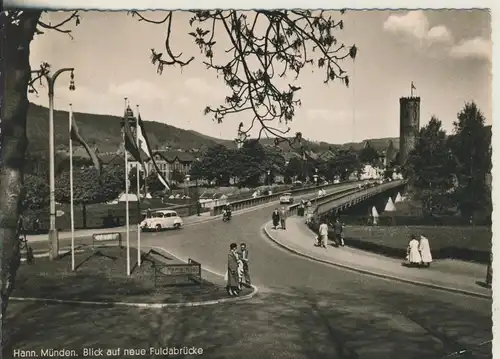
[[146, 207, 152, 219], [272, 208, 280, 229], [226, 243, 240, 296]]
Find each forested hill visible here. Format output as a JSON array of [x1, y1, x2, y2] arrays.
[[29, 102, 486, 155]]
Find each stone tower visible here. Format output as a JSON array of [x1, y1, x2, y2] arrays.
[[399, 97, 420, 165]]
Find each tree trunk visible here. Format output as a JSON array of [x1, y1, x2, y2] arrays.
[[0, 12, 41, 344]]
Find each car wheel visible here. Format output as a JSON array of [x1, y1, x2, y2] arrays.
[[173, 223, 181, 229], [155, 224, 162, 232]]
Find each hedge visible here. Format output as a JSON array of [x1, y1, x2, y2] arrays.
[[308, 222, 491, 264]]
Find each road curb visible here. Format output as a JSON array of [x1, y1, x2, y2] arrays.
[[262, 222, 491, 300], [27, 186, 348, 242], [12, 247, 259, 308]]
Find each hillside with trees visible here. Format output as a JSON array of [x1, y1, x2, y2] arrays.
[[26, 102, 401, 155]]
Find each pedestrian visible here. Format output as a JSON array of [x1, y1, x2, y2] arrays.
[[146, 207, 152, 219], [486, 250, 492, 288], [334, 218, 345, 247], [238, 243, 251, 287], [279, 206, 287, 230], [406, 235, 422, 267], [419, 235, 433, 267], [298, 202, 305, 217], [225, 243, 240, 296], [196, 200, 201, 216], [272, 208, 280, 229], [318, 219, 329, 248], [32, 218, 40, 234]]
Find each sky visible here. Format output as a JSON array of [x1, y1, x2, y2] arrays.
[[29, 10, 492, 144]]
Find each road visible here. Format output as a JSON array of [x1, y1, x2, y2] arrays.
[[6, 183, 492, 359]]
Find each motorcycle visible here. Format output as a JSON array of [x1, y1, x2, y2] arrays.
[[222, 210, 232, 222]]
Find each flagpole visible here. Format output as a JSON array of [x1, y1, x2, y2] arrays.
[[69, 104, 75, 271], [136, 105, 141, 267], [124, 98, 131, 276]]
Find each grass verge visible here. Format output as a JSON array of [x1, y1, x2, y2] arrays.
[[13, 246, 250, 304]]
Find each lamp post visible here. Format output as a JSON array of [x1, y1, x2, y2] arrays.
[[267, 169, 271, 186], [314, 168, 319, 186], [185, 174, 191, 215], [31, 67, 75, 260]]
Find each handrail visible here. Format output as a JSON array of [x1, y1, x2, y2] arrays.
[[314, 180, 406, 217], [211, 180, 368, 216]]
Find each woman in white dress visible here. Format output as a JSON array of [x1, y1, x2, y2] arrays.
[[407, 235, 422, 266], [419, 235, 433, 267]]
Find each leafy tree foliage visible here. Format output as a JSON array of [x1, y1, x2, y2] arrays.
[[448, 102, 491, 219], [284, 157, 303, 182], [171, 169, 185, 184], [22, 174, 50, 211], [55, 165, 125, 227], [189, 144, 236, 185], [326, 148, 361, 181], [403, 117, 456, 216], [147, 170, 168, 194], [359, 142, 380, 166]]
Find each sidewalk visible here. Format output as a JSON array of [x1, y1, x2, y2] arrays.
[[264, 217, 491, 299]]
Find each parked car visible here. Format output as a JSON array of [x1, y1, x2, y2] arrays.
[[140, 210, 183, 232], [279, 192, 294, 204]]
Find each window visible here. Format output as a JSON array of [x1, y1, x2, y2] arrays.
[[165, 212, 172, 218], [152, 212, 164, 218]]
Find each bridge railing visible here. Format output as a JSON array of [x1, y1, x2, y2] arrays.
[[314, 179, 406, 217], [286, 184, 368, 216], [211, 180, 365, 216]]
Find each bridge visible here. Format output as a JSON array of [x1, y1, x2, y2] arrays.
[[287, 179, 407, 220]]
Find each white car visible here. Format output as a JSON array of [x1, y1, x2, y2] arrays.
[[140, 210, 183, 232], [279, 192, 294, 204]]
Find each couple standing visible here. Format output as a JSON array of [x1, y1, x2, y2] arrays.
[[406, 234, 433, 267], [272, 207, 287, 230], [225, 242, 251, 296]]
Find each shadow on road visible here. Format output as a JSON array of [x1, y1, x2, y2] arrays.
[[4, 283, 492, 359]]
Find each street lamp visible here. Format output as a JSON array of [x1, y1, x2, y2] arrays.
[[32, 67, 75, 260], [267, 169, 271, 186], [314, 168, 319, 186], [185, 174, 191, 215]]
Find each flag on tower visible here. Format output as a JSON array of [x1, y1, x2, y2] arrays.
[[411, 81, 416, 90]]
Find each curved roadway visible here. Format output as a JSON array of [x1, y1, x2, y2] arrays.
[[9, 185, 492, 359], [136, 190, 492, 359]]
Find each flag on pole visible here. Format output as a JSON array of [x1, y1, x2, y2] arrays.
[[122, 100, 133, 277], [70, 112, 101, 174], [411, 81, 416, 90], [136, 112, 171, 190], [121, 106, 143, 167]]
